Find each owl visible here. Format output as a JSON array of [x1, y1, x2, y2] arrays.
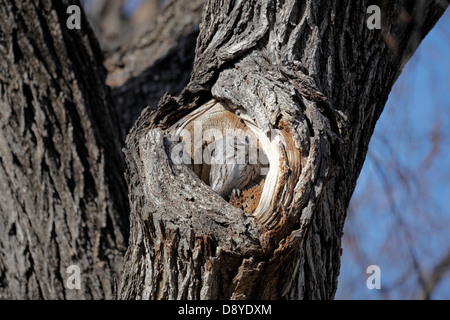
[[207, 133, 261, 200]]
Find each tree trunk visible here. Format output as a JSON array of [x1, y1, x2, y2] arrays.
[[117, 0, 448, 299], [0, 0, 128, 299]]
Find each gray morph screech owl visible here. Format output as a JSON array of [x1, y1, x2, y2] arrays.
[[207, 132, 261, 200]]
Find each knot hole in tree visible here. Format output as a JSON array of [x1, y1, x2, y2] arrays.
[[168, 99, 302, 228]]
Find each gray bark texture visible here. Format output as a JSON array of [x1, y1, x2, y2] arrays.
[[117, 0, 448, 300], [0, 0, 129, 299]]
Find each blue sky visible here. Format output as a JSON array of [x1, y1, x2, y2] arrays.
[[123, 0, 143, 16], [336, 8, 450, 299]]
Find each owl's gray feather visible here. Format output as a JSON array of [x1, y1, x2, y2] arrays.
[[208, 134, 260, 199]]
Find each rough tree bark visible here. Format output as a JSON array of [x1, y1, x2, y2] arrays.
[[0, 0, 129, 299], [117, 0, 448, 300]]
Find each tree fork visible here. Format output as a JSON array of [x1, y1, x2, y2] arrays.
[[117, 0, 448, 300]]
